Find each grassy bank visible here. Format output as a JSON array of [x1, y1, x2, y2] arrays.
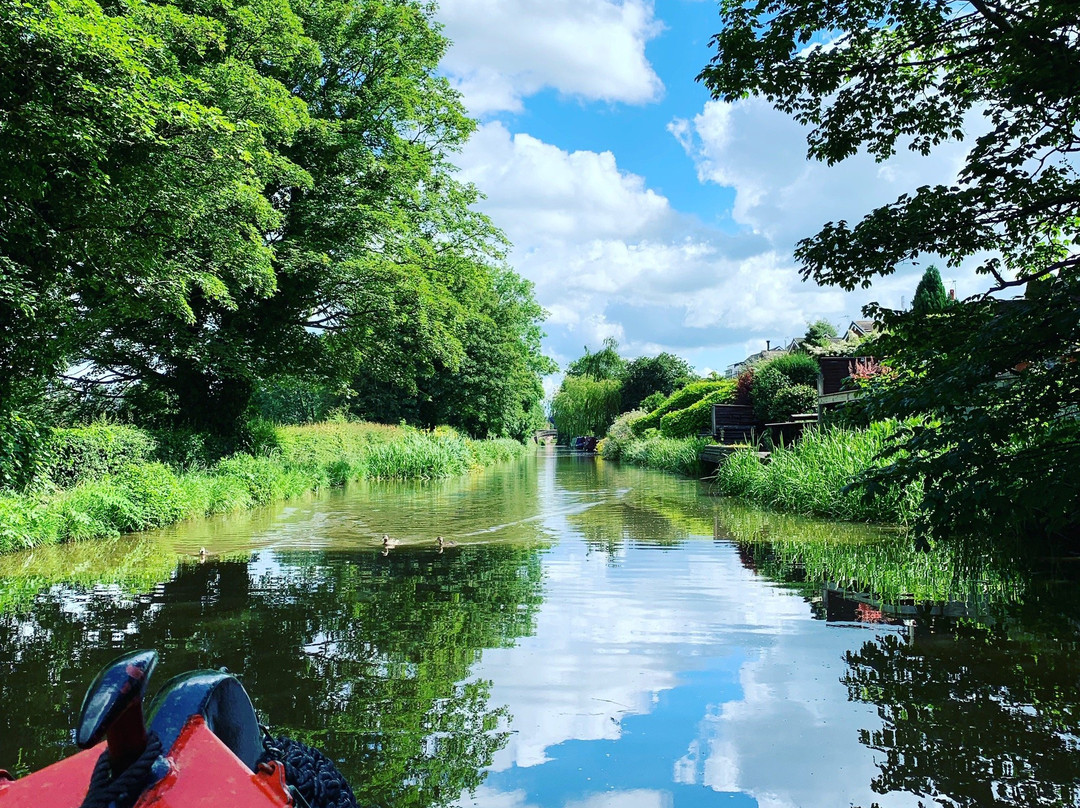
[[601, 410, 708, 476], [0, 421, 526, 555], [712, 423, 922, 524]]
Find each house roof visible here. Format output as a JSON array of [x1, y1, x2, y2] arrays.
[[849, 319, 877, 335]]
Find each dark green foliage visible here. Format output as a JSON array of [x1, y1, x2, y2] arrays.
[[253, 378, 343, 425], [48, 424, 156, 488], [769, 385, 819, 422], [911, 266, 950, 315], [750, 354, 819, 422], [621, 353, 696, 411], [659, 386, 735, 438], [750, 366, 791, 422], [700, 0, 1080, 551]]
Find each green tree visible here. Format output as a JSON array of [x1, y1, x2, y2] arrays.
[[700, 0, 1080, 551], [3, 0, 543, 443], [550, 375, 622, 440], [0, 0, 312, 415], [911, 266, 950, 316], [565, 337, 626, 381], [803, 319, 838, 349], [621, 353, 697, 412], [351, 266, 555, 440]]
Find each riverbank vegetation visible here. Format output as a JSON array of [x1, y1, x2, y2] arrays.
[[0, 0, 554, 548], [699, 0, 1080, 553], [713, 423, 922, 524], [550, 340, 700, 441], [0, 421, 525, 554]]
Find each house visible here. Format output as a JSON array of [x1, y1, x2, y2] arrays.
[[724, 341, 788, 378]]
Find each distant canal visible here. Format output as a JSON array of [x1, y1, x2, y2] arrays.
[[2, 448, 1078, 807]]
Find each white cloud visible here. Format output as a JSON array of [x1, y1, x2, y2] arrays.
[[437, 0, 664, 115], [458, 122, 851, 369], [671, 96, 976, 257]]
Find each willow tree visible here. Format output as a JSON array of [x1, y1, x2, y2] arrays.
[[701, 0, 1080, 551], [550, 375, 622, 440]]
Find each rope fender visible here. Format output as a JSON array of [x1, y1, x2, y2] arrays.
[[258, 735, 358, 808], [78, 732, 163, 808]]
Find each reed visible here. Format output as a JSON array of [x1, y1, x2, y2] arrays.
[[620, 435, 710, 476], [713, 423, 922, 523], [0, 422, 527, 554]]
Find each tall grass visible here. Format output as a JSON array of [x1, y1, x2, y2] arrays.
[[713, 422, 922, 523], [0, 423, 527, 554], [620, 435, 710, 476]]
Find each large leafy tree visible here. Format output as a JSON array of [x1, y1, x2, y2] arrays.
[[3, 0, 545, 441], [351, 264, 555, 440], [0, 0, 312, 413], [700, 0, 1080, 551], [83, 0, 500, 436], [550, 375, 622, 440], [621, 352, 696, 412]]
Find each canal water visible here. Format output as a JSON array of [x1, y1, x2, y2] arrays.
[[1, 448, 1078, 808]]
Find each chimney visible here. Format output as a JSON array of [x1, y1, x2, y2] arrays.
[[766, 340, 771, 351], [948, 288, 956, 300]]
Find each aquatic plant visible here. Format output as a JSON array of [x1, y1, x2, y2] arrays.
[[713, 423, 922, 524], [620, 435, 710, 476], [0, 422, 527, 554]]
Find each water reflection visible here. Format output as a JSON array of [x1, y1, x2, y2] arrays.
[[1, 452, 1079, 808]]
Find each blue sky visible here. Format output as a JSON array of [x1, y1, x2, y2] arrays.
[[434, 0, 975, 378]]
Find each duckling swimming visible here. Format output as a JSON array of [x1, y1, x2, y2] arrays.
[[436, 536, 457, 552], [382, 534, 401, 549]]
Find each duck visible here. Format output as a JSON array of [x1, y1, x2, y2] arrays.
[[382, 534, 401, 549], [436, 536, 457, 551]]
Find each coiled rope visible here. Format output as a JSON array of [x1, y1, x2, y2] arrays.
[[259, 734, 358, 808], [78, 732, 163, 808]]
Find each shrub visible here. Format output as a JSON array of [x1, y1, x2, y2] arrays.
[[632, 380, 733, 435], [601, 410, 646, 460], [640, 392, 667, 413], [48, 423, 156, 488], [751, 366, 792, 422], [750, 354, 821, 422], [765, 352, 820, 387], [768, 384, 819, 422], [660, 388, 735, 437]]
